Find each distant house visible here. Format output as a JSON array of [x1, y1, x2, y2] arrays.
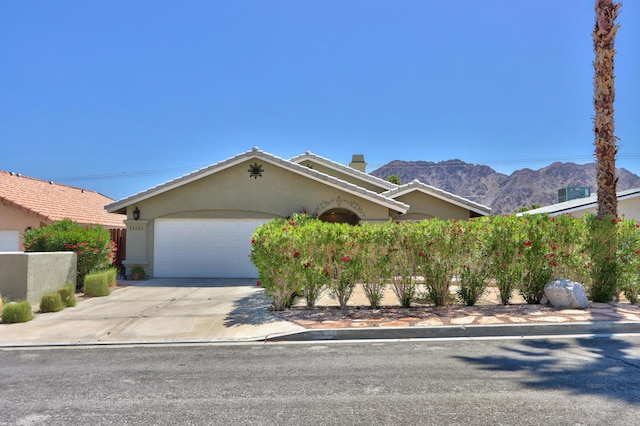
[[106, 148, 490, 279], [0, 171, 126, 251], [518, 188, 640, 220]]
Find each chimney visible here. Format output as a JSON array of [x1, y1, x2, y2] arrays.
[[349, 154, 367, 173]]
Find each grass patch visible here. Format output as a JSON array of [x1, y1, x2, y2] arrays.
[[58, 283, 77, 307], [2, 300, 33, 323], [40, 292, 64, 313], [84, 272, 110, 297], [106, 267, 118, 287]]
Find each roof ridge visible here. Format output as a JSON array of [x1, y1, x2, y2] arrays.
[[290, 151, 398, 189]]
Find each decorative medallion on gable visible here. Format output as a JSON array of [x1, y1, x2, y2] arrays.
[[248, 163, 264, 179]]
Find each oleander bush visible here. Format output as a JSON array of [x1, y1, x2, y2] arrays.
[[22, 219, 118, 290], [250, 213, 640, 310], [58, 283, 77, 307], [84, 271, 110, 297], [40, 292, 64, 313], [2, 300, 33, 323]]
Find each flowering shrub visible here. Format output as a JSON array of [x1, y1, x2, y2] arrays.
[[518, 215, 554, 303], [250, 214, 639, 309], [485, 215, 524, 305], [617, 218, 640, 303], [387, 222, 420, 307], [416, 219, 463, 307], [250, 218, 302, 310], [23, 219, 117, 289], [326, 223, 364, 309], [585, 214, 619, 302], [457, 218, 492, 306], [358, 223, 392, 308]]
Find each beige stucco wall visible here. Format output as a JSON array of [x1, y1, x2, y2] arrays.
[[121, 159, 395, 276], [390, 191, 472, 221], [0, 203, 42, 250], [0, 252, 77, 304]]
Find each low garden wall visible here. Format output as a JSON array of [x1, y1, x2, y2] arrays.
[[0, 252, 77, 304]]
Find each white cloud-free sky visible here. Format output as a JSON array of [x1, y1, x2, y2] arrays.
[[2, 0, 638, 201]]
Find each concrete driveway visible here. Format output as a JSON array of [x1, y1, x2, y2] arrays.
[[0, 279, 304, 347]]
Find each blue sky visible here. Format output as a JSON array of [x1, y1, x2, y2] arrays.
[[2, 0, 638, 201]]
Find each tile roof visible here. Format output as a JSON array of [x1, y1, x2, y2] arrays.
[[0, 170, 125, 228]]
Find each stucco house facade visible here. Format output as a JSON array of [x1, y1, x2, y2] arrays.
[[519, 188, 640, 219], [0, 170, 125, 251], [106, 148, 490, 279]]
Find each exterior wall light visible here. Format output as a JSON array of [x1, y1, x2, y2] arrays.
[[133, 207, 140, 220]]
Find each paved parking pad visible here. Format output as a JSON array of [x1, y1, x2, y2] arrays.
[[0, 279, 304, 346]]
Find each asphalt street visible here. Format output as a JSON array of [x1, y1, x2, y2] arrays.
[[2, 336, 640, 425]]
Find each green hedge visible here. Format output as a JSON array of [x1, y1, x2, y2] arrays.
[[250, 213, 640, 310]]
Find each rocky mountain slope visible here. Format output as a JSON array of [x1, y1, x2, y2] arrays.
[[370, 160, 640, 214]]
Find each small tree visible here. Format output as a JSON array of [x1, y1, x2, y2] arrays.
[[23, 220, 117, 290], [387, 175, 402, 185]]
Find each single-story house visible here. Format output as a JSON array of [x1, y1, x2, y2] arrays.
[[106, 148, 491, 279], [518, 188, 640, 219], [0, 170, 126, 251]]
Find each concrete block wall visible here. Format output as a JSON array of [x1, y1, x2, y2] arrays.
[[0, 252, 77, 304]]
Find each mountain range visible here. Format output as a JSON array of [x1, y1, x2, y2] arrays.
[[370, 160, 640, 214]]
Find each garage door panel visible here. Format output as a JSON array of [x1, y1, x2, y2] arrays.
[[153, 219, 268, 278]]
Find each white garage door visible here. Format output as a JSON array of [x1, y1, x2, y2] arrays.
[[0, 230, 20, 251], [153, 218, 269, 278]]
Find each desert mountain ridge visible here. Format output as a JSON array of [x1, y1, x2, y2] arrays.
[[370, 160, 640, 214]]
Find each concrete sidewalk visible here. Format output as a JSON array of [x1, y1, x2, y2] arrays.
[[1, 279, 639, 347]]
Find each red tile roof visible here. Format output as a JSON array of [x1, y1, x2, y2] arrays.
[[0, 170, 125, 228]]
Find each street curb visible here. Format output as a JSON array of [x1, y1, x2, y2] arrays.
[[267, 321, 640, 342]]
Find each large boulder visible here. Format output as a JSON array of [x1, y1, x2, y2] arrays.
[[543, 279, 589, 309]]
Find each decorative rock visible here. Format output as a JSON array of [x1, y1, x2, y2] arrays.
[[544, 279, 589, 309]]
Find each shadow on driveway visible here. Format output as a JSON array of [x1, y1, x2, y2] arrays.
[[224, 291, 280, 327]]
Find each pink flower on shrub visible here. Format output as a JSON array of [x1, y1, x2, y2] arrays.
[[304, 262, 311, 268], [418, 252, 426, 257], [293, 252, 300, 258], [251, 239, 256, 244], [256, 281, 262, 287], [523, 241, 532, 247], [342, 256, 351, 262]]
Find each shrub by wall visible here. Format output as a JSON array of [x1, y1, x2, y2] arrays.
[[2, 300, 33, 323], [57, 283, 77, 307], [40, 292, 64, 313], [83, 271, 110, 297], [23, 219, 117, 289]]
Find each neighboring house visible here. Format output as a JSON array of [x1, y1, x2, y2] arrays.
[[106, 148, 491, 279], [0, 170, 126, 251], [518, 188, 640, 219]]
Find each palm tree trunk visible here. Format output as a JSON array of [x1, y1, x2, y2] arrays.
[[593, 0, 620, 218]]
